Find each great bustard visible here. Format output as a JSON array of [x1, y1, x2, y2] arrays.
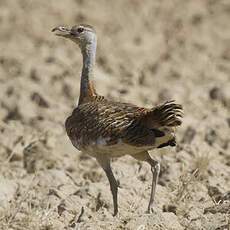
[[52, 24, 183, 216]]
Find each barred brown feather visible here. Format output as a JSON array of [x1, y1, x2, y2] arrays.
[[65, 99, 183, 153], [141, 100, 183, 128]]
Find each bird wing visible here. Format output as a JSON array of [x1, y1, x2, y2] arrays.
[[65, 100, 182, 149]]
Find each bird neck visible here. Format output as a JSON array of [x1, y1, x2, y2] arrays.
[[79, 41, 97, 104]]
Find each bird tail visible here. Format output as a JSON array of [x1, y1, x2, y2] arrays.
[[146, 100, 183, 128]]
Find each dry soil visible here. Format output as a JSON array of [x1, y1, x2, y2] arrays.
[[0, 0, 230, 229]]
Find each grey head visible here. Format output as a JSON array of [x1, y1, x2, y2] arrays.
[[52, 24, 97, 50]]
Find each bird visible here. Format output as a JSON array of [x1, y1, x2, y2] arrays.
[[52, 24, 183, 216]]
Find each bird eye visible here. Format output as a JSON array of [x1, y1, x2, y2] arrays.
[[77, 27, 84, 33]]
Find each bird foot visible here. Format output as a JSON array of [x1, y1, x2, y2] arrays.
[[146, 202, 157, 214], [113, 208, 118, 217]]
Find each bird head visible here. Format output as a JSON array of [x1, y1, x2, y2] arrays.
[[52, 24, 96, 49]]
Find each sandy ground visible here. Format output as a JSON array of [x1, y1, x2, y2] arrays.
[[0, 0, 230, 229]]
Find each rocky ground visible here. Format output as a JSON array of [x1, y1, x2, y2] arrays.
[[0, 0, 230, 229]]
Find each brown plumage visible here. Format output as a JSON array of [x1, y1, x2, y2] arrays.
[[66, 99, 182, 152], [52, 24, 183, 216]]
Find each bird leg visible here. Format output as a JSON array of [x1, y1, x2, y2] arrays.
[[131, 151, 160, 213], [96, 156, 118, 216], [104, 165, 118, 216], [146, 157, 160, 213]]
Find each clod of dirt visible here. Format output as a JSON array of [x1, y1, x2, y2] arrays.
[[138, 71, 146, 86], [30, 68, 40, 82], [23, 142, 39, 173], [204, 129, 217, 146], [204, 201, 230, 214], [82, 170, 102, 183], [68, 206, 85, 227], [181, 126, 196, 144], [170, 69, 181, 79], [137, 173, 147, 182], [148, 62, 159, 74], [31, 92, 49, 108], [209, 87, 223, 100], [209, 87, 228, 107], [221, 191, 230, 202], [96, 192, 108, 211], [45, 56, 55, 64], [207, 186, 222, 203], [6, 86, 14, 96], [191, 14, 203, 25], [208, 186, 230, 204], [62, 83, 73, 99], [57, 202, 66, 216], [119, 88, 128, 95], [73, 188, 89, 199], [4, 106, 22, 122], [158, 161, 170, 186], [227, 118, 230, 128], [221, 48, 230, 61], [163, 204, 177, 215]]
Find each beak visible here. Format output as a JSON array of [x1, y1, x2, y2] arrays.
[[51, 26, 71, 38]]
